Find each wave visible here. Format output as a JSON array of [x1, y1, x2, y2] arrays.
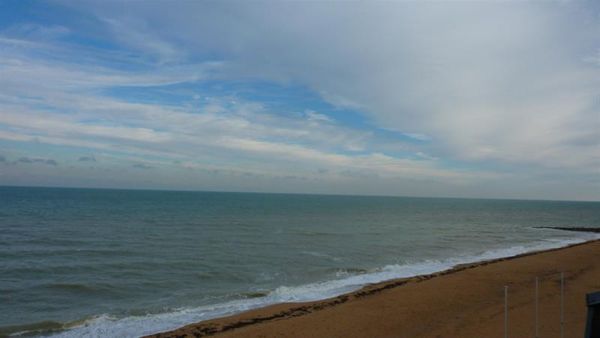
[[239, 291, 270, 299], [44, 283, 107, 293], [1, 320, 64, 337], [16, 232, 598, 338]]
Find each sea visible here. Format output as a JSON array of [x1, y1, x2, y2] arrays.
[[1, 186, 599, 337]]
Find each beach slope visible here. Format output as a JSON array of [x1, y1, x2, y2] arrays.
[[149, 240, 600, 338]]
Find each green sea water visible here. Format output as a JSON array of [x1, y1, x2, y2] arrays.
[[1, 186, 598, 337]]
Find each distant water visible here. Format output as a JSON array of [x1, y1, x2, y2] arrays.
[[1, 186, 599, 337]]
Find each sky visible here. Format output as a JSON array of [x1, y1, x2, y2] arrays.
[[0, 1, 598, 200]]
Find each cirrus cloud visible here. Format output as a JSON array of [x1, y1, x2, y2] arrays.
[[0, 1, 598, 200]]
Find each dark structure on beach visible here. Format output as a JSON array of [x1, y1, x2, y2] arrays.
[[585, 291, 600, 338]]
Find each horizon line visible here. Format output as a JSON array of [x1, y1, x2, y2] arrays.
[[1, 184, 598, 204]]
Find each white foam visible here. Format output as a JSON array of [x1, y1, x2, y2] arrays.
[[44, 233, 599, 338]]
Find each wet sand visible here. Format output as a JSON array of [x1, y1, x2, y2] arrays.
[[148, 239, 600, 338]]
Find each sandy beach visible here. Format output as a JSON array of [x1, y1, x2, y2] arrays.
[[148, 239, 600, 338]]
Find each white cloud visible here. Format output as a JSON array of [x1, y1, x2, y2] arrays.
[[1, 1, 599, 199], [100, 17, 184, 64], [305, 110, 333, 123], [71, 1, 598, 176], [0, 46, 486, 189]]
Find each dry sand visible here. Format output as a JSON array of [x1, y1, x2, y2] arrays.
[[148, 239, 600, 338]]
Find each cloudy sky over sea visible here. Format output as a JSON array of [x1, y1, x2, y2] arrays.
[[0, 1, 598, 200]]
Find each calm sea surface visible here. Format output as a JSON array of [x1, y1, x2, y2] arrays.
[[1, 186, 599, 337]]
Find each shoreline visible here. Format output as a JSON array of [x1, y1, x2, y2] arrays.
[[148, 236, 600, 337], [535, 226, 600, 233]]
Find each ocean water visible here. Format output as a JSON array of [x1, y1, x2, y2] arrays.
[[1, 186, 599, 337]]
